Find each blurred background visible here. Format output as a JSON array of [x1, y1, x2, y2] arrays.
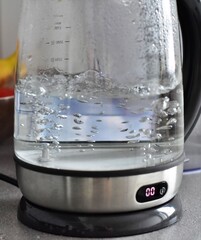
[[0, 0, 21, 58], [0, 0, 200, 170]]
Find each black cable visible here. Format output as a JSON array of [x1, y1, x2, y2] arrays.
[[0, 173, 18, 187]]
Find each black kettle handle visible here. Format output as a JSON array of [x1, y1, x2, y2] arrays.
[[177, 0, 201, 140]]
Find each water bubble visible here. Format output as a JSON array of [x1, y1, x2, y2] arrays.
[[122, 121, 129, 124], [78, 99, 88, 103], [27, 55, 32, 62], [53, 124, 63, 130], [59, 104, 70, 110], [38, 106, 55, 115], [73, 126, 81, 130], [121, 128, 128, 132], [91, 130, 99, 134], [163, 149, 173, 155], [77, 95, 88, 103], [74, 119, 84, 124], [132, 85, 151, 96], [156, 118, 163, 125], [166, 118, 177, 126], [144, 129, 153, 136], [140, 116, 151, 123], [167, 101, 181, 115], [168, 137, 175, 141], [153, 97, 170, 111], [156, 133, 162, 140], [57, 114, 68, 119], [156, 125, 173, 131], [20, 123, 25, 127], [126, 133, 140, 139], [39, 87, 46, 95], [73, 113, 82, 118], [158, 110, 168, 118]]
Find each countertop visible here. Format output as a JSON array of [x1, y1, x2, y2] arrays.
[[0, 135, 200, 240]]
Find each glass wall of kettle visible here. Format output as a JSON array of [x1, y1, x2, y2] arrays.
[[15, 0, 184, 171]]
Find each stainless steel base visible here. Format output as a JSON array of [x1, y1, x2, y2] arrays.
[[16, 162, 184, 213]]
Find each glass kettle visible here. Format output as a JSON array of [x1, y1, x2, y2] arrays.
[[15, 0, 184, 170], [14, 0, 201, 236]]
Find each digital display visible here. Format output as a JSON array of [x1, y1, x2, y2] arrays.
[[136, 182, 168, 203]]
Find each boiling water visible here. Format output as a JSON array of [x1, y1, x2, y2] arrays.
[[14, 71, 184, 171]]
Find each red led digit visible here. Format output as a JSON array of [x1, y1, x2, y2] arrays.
[[150, 187, 155, 196], [145, 188, 151, 197]]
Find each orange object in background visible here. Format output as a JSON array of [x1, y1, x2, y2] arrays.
[[0, 88, 14, 98], [0, 45, 18, 140]]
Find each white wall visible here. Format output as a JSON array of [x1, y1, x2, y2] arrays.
[[0, 0, 22, 58]]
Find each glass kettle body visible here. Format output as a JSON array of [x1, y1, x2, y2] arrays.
[[14, 0, 201, 215], [15, 0, 184, 171]]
